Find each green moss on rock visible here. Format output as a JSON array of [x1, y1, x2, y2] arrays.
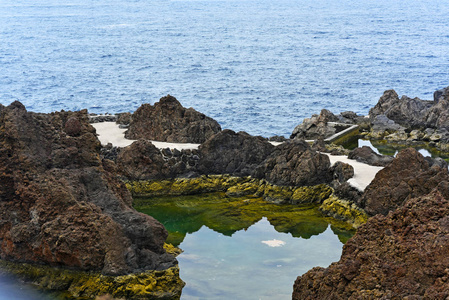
[[319, 196, 368, 228], [0, 260, 184, 300]]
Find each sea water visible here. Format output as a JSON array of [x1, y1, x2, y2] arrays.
[[1, 0, 449, 138]]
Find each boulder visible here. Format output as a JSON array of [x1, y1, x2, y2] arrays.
[[348, 146, 393, 167], [290, 109, 339, 140], [124, 95, 221, 143], [252, 139, 332, 186], [359, 148, 449, 216], [196, 129, 275, 176], [293, 185, 449, 299], [0, 102, 176, 276]]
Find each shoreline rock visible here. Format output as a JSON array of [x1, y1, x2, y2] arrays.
[[0, 102, 183, 298]]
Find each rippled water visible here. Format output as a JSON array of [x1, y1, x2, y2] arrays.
[[1, 0, 448, 137]]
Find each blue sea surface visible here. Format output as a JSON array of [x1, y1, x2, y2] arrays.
[[1, 0, 448, 137]]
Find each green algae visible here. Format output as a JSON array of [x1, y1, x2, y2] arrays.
[[0, 260, 184, 300], [319, 196, 369, 228], [134, 193, 356, 247]]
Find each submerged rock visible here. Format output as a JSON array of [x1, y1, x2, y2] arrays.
[[124, 95, 221, 143], [0, 102, 181, 297], [293, 186, 449, 299]]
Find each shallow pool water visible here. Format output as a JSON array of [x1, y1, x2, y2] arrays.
[[135, 193, 354, 299]]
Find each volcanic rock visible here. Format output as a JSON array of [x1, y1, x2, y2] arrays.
[[290, 109, 339, 140], [116, 140, 198, 180], [0, 102, 176, 276], [348, 146, 393, 167], [252, 139, 332, 186], [369, 87, 449, 130], [124, 95, 221, 143], [196, 129, 275, 176], [293, 185, 449, 299], [359, 148, 449, 216]]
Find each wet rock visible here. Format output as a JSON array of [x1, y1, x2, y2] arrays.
[[252, 139, 332, 186], [125, 95, 221, 143], [0, 102, 176, 277], [290, 109, 339, 140], [348, 146, 393, 167], [360, 148, 449, 216], [196, 129, 275, 176], [293, 186, 449, 299]]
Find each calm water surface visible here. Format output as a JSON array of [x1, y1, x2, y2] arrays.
[[135, 194, 354, 299]]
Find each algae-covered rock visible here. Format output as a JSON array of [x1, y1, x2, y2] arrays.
[[0, 260, 184, 300], [319, 196, 368, 228]]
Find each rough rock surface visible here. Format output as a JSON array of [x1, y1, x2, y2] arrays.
[[369, 87, 449, 130], [348, 146, 393, 167], [359, 148, 449, 216], [116, 140, 199, 180], [290, 109, 339, 140], [253, 139, 332, 186], [0, 102, 176, 276], [196, 129, 275, 176], [125, 95, 221, 143], [293, 185, 449, 299]]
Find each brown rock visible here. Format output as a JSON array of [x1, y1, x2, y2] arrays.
[[124, 95, 221, 143], [0, 102, 176, 275], [252, 139, 332, 186], [290, 109, 339, 140], [360, 148, 449, 216], [348, 146, 393, 167], [293, 186, 449, 299], [196, 129, 275, 176]]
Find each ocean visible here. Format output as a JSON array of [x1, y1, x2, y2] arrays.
[[1, 0, 448, 138]]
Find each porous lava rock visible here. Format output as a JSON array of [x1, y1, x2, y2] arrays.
[[196, 129, 275, 176], [359, 148, 449, 216], [116, 139, 199, 180], [290, 109, 339, 140], [369, 87, 449, 130], [0, 102, 176, 276], [125, 95, 221, 143], [197, 129, 275, 176], [252, 139, 332, 186], [293, 185, 449, 299], [348, 146, 393, 167]]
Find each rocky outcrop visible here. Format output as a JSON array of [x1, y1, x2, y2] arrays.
[[290, 109, 339, 140], [124, 95, 221, 143], [348, 146, 393, 167], [293, 185, 449, 299], [359, 148, 449, 216], [196, 129, 275, 176], [369, 87, 449, 130], [116, 140, 199, 180], [252, 139, 332, 186], [0, 102, 177, 279]]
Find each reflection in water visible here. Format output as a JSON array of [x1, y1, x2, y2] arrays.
[[135, 193, 355, 246], [135, 193, 355, 299], [0, 273, 55, 300]]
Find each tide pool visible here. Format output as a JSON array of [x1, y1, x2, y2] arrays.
[[136, 193, 354, 299]]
